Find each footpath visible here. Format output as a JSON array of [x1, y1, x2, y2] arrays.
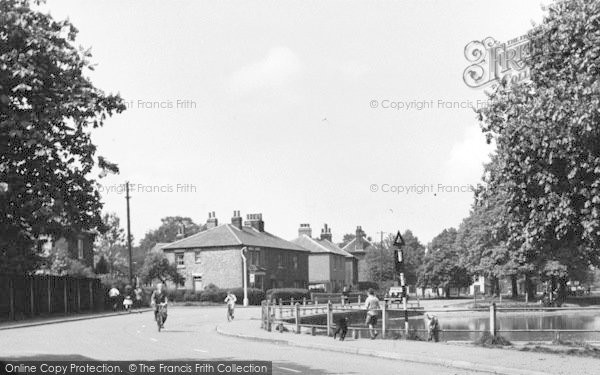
[[216, 319, 600, 375], [0, 309, 151, 331]]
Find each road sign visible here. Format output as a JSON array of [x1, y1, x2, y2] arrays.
[[249, 274, 255, 283], [393, 231, 405, 247]]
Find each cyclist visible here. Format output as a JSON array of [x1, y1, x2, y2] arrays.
[[150, 283, 168, 327], [224, 291, 237, 321]]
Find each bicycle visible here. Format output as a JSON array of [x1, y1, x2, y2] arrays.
[[156, 303, 168, 332]]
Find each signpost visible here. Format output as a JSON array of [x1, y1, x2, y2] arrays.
[[393, 230, 409, 336], [240, 247, 249, 306]]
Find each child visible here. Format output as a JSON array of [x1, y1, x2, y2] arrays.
[[224, 291, 237, 321], [123, 295, 133, 312], [333, 316, 349, 341]]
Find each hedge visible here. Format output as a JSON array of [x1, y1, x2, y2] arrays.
[[266, 288, 310, 303], [163, 287, 264, 305]]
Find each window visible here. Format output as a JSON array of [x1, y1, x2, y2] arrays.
[[77, 238, 84, 259], [293, 255, 298, 270], [176, 252, 185, 268], [278, 254, 283, 268], [195, 251, 201, 264]]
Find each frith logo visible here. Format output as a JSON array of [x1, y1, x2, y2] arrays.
[[462, 34, 541, 89]]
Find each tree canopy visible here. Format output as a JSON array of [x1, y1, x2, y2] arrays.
[[0, 0, 125, 273]]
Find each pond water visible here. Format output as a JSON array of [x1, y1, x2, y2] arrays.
[[391, 311, 600, 341]]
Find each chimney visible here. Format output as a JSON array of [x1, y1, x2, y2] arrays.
[[355, 225, 364, 250], [231, 210, 242, 230], [298, 223, 312, 238], [206, 211, 218, 229], [244, 213, 264, 232], [320, 224, 332, 242]]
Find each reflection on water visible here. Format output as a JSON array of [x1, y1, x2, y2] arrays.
[[396, 312, 600, 341]]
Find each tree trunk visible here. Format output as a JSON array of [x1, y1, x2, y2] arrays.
[[525, 274, 536, 300], [511, 276, 518, 298], [494, 278, 501, 297], [444, 286, 450, 298]]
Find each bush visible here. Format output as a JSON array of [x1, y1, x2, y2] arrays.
[[474, 332, 512, 347], [266, 288, 310, 303], [231, 288, 265, 305], [358, 282, 379, 291], [199, 289, 228, 303]]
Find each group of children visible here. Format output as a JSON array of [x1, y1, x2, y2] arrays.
[[333, 288, 440, 342]]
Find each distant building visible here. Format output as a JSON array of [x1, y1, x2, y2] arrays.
[[39, 232, 95, 269], [292, 223, 357, 292], [161, 211, 309, 291], [341, 226, 375, 283]]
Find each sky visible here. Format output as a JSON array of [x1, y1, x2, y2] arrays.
[[40, 0, 548, 246]]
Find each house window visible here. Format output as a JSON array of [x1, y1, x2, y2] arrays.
[[77, 238, 84, 259], [293, 255, 298, 270], [278, 254, 283, 268], [195, 251, 201, 264], [176, 252, 185, 268]]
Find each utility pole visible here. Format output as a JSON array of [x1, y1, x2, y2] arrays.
[[125, 182, 133, 285], [393, 230, 408, 335], [376, 231, 386, 283]]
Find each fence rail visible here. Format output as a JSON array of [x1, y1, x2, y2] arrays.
[[0, 274, 106, 322], [260, 300, 600, 342]]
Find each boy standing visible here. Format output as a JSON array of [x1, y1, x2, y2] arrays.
[[364, 288, 380, 339]]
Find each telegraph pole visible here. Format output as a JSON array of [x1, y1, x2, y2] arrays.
[[125, 182, 133, 285], [376, 231, 386, 283]]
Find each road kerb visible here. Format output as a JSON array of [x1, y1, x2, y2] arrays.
[[215, 325, 549, 375]]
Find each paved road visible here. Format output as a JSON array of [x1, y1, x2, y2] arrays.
[[0, 306, 487, 375]]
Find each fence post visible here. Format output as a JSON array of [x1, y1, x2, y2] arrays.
[[47, 276, 52, 314], [278, 298, 283, 319], [326, 300, 333, 336], [291, 297, 294, 306], [358, 295, 361, 304], [315, 297, 319, 305], [77, 279, 81, 312], [489, 302, 497, 337], [30, 277, 35, 317], [89, 279, 94, 311], [8, 278, 15, 320], [303, 298, 306, 316], [63, 279, 68, 314], [381, 300, 387, 339], [295, 303, 300, 334]]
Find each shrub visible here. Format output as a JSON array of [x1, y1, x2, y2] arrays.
[[231, 288, 265, 305], [266, 288, 310, 303], [199, 289, 227, 303], [165, 288, 186, 302]]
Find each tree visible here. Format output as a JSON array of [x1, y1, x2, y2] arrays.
[[365, 238, 395, 285], [0, 0, 125, 274], [420, 228, 471, 298], [94, 212, 127, 275], [338, 233, 356, 249], [138, 251, 184, 285], [477, 0, 600, 296], [94, 255, 109, 274], [400, 230, 426, 286], [138, 216, 203, 255]]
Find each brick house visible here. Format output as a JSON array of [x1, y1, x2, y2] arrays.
[[341, 226, 375, 283], [292, 224, 357, 292], [161, 211, 309, 291]]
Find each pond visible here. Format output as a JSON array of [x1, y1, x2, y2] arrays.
[[391, 310, 600, 341]]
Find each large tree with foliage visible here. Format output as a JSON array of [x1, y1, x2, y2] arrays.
[[478, 0, 600, 297], [137, 216, 203, 265], [0, 0, 125, 274], [420, 228, 471, 298], [94, 212, 127, 275]]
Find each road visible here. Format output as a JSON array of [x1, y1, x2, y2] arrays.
[[0, 306, 487, 375]]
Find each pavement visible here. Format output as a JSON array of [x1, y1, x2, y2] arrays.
[[0, 308, 152, 330], [1, 306, 598, 375]]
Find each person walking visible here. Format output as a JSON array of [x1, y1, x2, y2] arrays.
[[108, 285, 120, 311], [364, 288, 380, 339], [224, 291, 237, 321]]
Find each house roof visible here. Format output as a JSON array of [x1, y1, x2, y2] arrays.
[[149, 242, 170, 253], [292, 235, 354, 258], [162, 224, 308, 252], [341, 237, 375, 254]]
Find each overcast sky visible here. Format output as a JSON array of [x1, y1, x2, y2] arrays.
[[42, 0, 547, 245]]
